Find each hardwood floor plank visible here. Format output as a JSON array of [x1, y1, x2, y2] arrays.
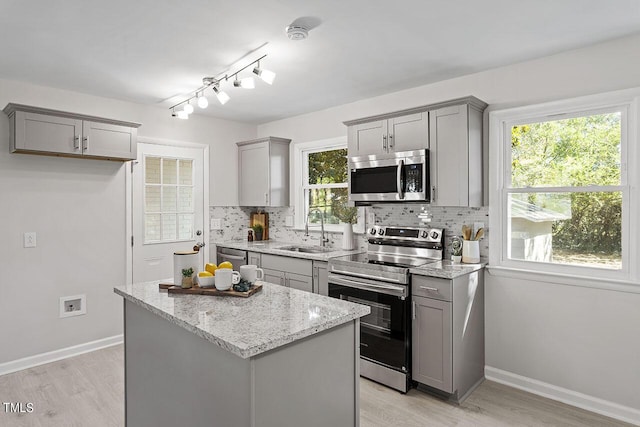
[[0, 345, 633, 426]]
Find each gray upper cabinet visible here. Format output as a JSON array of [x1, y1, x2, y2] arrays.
[[344, 97, 487, 207], [3, 104, 139, 161], [346, 111, 428, 157], [429, 99, 486, 207], [237, 136, 291, 207]]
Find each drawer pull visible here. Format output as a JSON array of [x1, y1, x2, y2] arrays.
[[419, 286, 439, 292]]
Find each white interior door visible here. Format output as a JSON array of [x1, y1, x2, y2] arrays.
[[132, 142, 207, 283]]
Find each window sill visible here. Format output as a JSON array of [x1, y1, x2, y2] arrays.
[[486, 265, 640, 294]]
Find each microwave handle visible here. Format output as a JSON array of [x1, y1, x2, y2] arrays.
[[397, 160, 404, 199]]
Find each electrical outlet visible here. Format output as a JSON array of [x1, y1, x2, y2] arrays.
[[366, 210, 376, 225], [23, 232, 36, 248], [285, 215, 294, 227], [210, 218, 222, 230], [59, 295, 86, 318]]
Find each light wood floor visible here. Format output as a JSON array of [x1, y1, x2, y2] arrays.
[[0, 345, 632, 427]]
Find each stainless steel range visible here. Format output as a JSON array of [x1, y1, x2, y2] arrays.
[[328, 225, 444, 393]]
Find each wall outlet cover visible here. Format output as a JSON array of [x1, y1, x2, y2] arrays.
[[285, 216, 294, 227], [59, 294, 86, 318], [210, 218, 223, 230], [23, 232, 36, 248]]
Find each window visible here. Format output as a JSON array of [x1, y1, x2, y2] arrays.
[[490, 91, 638, 281], [294, 137, 363, 233], [144, 156, 195, 243]]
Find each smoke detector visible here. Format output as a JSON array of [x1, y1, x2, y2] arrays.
[[286, 25, 309, 41]]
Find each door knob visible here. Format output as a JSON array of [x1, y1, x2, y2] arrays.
[[196, 230, 202, 236]]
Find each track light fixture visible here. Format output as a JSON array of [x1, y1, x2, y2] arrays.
[[252, 61, 276, 85], [212, 85, 230, 105], [170, 52, 274, 118], [233, 76, 255, 89], [197, 93, 208, 109]]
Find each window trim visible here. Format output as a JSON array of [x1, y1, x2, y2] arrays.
[[488, 89, 640, 284], [293, 136, 364, 233]]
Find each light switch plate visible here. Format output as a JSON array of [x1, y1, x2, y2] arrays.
[[210, 218, 223, 230], [24, 232, 36, 248]]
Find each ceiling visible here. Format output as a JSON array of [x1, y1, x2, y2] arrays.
[[1, 0, 639, 124]]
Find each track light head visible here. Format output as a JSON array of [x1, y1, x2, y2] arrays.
[[212, 85, 230, 105], [233, 76, 255, 89], [176, 110, 189, 119], [183, 103, 194, 114], [197, 95, 209, 109], [253, 63, 276, 85]]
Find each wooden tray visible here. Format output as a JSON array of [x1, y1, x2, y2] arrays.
[[159, 282, 263, 298]]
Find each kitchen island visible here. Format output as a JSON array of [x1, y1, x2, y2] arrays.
[[114, 280, 370, 427]]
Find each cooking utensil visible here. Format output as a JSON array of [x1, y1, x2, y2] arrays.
[[462, 224, 472, 240], [474, 228, 484, 241]]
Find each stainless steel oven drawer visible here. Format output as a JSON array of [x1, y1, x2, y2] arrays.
[[412, 275, 451, 301]]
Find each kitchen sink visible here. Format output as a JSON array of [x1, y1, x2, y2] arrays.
[[276, 245, 334, 254]]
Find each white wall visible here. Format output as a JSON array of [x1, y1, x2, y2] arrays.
[[256, 33, 640, 420], [0, 79, 255, 364]]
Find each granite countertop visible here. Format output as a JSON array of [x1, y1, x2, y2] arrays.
[[114, 280, 370, 359], [215, 240, 363, 261], [410, 260, 486, 279]]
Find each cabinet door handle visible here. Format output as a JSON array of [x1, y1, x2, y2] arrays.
[[389, 133, 394, 149], [412, 300, 416, 320], [431, 186, 436, 202], [73, 135, 80, 150], [280, 277, 285, 287], [265, 193, 269, 205], [382, 134, 387, 151], [82, 136, 88, 151], [419, 286, 439, 292]]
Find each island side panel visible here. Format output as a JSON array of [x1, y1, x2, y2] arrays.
[[124, 300, 252, 427], [251, 320, 359, 427]]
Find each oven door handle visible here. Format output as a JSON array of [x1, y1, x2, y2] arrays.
[[397, 160, 404, 199], [328, 273, 407, 298], [329, 267, 405, 284]]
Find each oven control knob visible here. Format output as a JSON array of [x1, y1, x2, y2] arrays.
[[378, 229, 384, 236], [421, 231, 428, 238], [430, 231, 439, 239], [370, 227, 376, 235]]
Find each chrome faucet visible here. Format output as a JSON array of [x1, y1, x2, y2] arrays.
[[305, 208, 329, 247]]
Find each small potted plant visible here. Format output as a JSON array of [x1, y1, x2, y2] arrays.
[[451, 236, 463, 263], [181, 267, 194, 289], [252, 224, 264, 241]]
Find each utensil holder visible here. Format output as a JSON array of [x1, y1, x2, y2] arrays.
[[462, 240, 480, 264]]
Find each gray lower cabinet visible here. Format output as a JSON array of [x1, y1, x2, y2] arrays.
[[247, 251, 262, 267], [411, 271, 484, 402], [313, 261, 328, 296], [4, 103, 139, 161], [261, 254, 314, 293]]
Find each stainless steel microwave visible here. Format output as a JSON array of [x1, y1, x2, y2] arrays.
[[348, 149, 430, 204]]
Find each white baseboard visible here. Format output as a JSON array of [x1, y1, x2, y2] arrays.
[[485, 366, 640, 426], [0, 335, 123, 377]]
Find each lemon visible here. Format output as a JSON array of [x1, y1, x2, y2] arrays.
[[205, 263, 218, 275], [218, 261, 233, 269], [198, 271, 213, 277]]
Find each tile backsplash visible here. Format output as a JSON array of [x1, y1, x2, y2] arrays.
[[210, 204, 489, 259]]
